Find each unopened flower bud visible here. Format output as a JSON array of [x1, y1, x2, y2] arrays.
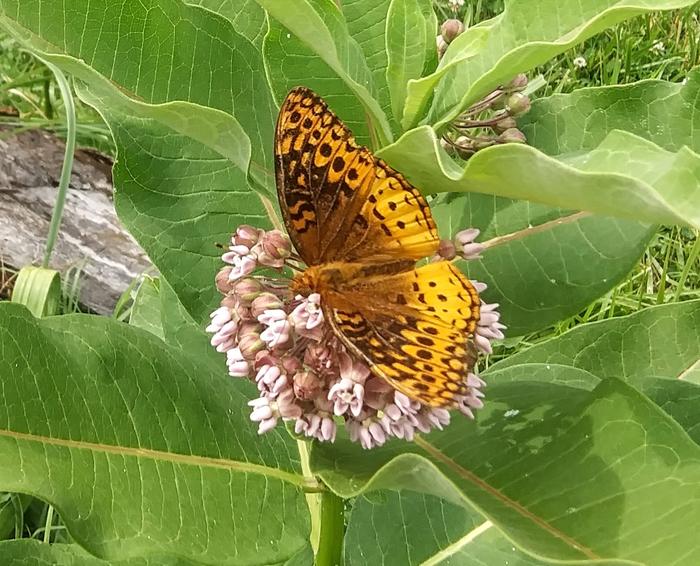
[[454, 135, 471, 149], [220, 294, 237, 309], [233, 225, 260, 248], [436, 35, 448, 58], [440, 19, 464, 44], [492, 116, 517, 134], [256, 230, 292, 268], [238, 320, 263, 341], [504, 73, 528, 91], [215, 266, 235, 294], [239, 332, 265, 360], [281, 355, 302, 375], [251, 292, 284, 318], [233, 278, 262, 305], [497, 128, 527, 144], [505, 92, 531, 116], [437, 238, 456, 260], [439, 138, 456, 156], [293, 369, 321, 400]]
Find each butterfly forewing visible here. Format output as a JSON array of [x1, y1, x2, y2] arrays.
[[276, 87, 481, 407], [275, 87, 440, 266]]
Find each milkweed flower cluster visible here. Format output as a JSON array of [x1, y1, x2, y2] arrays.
[[207, 225, 505, 449]]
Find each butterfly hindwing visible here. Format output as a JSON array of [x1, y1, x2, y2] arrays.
[[275, 87, 440, 266], [326, 261, 481, 407]]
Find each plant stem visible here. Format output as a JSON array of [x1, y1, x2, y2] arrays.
[[673, 230, 700, 302], [40, 59, 76, 268], [315, 490, 344, 566], [43, 504, 54, 543]]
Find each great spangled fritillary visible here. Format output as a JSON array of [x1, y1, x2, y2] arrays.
[[275, 87, 480, 408]]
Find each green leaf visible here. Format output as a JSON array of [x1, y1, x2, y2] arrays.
[[520, 72, 700, 156], [0, 540, 185, 565], [493, 300, 700, 381], [255, 0, 393, 146], [426, 0, 699, 129], [384, 0, 434, 124], [190, 0, 267, 47], [430, 194, 653, 335], [312, 369, 700, 564], [0, 303, 312, 563], [92, 103, 271, 322], [0, 0, 282, 322], [0, 0, 276, 182], [379, 125, 700, 228], [401, 21, 492, 129], [263, 18, 372, 145], [345, 490, 629, 566], [128, 277, 164, 340], [341, 0, 393, 131]]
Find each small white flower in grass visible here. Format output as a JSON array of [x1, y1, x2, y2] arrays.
[[651, 41, 665, 55], [573, 56, 587, 69]]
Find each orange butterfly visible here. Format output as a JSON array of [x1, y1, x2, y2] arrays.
[[275, 87, 481, 408]]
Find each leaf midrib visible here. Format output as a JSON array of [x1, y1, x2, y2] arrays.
[[413, 436, 600, 560], [0, 427, 317, 489]]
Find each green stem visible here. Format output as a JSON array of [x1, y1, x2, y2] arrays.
[[43, 504, 54, 543], [39, 60, 76, 268], [315, 490, 344, 566]]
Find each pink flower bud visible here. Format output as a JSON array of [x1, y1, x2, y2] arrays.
[[238, 332, 265, 360], [293, 369, 321, 400], [234, 225, 261, 248], [251, 292, 285, 318], [436, 238, 456, 260], [492, 116, 517, 134], [255, 230, 292, 268], [233, 278, 262, 305], [440, 19, 464, 43], [504, 73, 528, 91], [215, 266, 235, 294], [497, 128, 527, 144]]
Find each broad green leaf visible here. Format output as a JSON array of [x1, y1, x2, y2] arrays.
[[430, 193, 652, 335], [0, 539, 187, 565], [493, 300, 700, 381], [0, 0, 277, 182], [384, 0, 434, 124], [401, 21, 492, 129], [379, 126, 700, 228], [129, 276, 164, 340], [82, 99, 272, 323], [190, 0, 267, 47], [311, 368, 700, 564], [342, 0, 393, 131], [426, 0, 699, 129], [254, 0, 394, 145], [520, 72, 700, 156], [639, 377, 700, 445], [0, 303, 312, 564], [263, 18, 372, 145], [345, 490, 628, 566]]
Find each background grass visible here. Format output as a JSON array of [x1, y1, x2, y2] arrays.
[[0, 0, 698, 543]]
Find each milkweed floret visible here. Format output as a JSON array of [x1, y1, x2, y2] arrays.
[[207, 224, 505, 448]]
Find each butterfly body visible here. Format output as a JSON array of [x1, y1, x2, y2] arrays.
[[277, 87, 481, 408]]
